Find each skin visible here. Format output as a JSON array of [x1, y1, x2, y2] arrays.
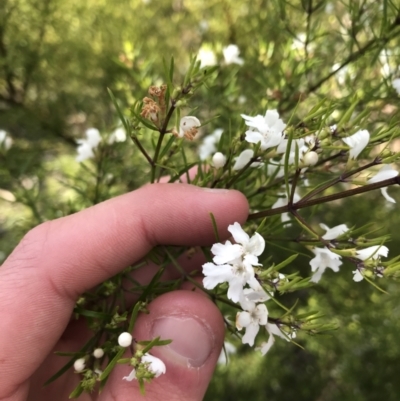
[[0, 183, 249, 401]]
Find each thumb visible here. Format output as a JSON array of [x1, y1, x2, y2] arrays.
[[100, 290, 224, 401]]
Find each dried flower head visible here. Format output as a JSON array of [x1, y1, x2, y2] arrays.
[[141, 97, 160, 122]]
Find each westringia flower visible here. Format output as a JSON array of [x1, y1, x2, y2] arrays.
[[320, 223, 349, 240], [223, 44, 244, 65], [352, 268, 365, 282], [236, 296, 268, 346], [212, 152, 227, 168], [198, 47, 217, 68], [212, 222, 265, 265], [342, 129, 370, 160], [0, 130, 13, 150], [257, 323, 295, 356], [356, 245, 389, 261], [232, 149, 262, 170], [242, 110, 286, 151], [202, 222, 265, 302], [310, 247, 342, 283], [123, 354, 166, 382], [203, 259, 256, 302], [392, 78, 400, 95], [178, 116, 201, 140], [199, 128, 223, 160], [367, 164, 398, 203], [76, 128, 102, 162], [140, 97, 160, 121], [108, 127, 127, 144]]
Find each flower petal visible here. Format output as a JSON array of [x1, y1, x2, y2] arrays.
[[228, 222, 249, 245]]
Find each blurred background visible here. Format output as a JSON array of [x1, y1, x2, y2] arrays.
[[1, 0, 400, 400]]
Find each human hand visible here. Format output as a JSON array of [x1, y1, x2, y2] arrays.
[[0, 183, 248, 401]]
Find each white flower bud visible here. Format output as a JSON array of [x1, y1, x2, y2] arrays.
[[118, 332, 133, 347], [93, 348, 104, 358], [212, 152, 227, 168], [73, 357, 86, 372], [302, 151, 319, 166]]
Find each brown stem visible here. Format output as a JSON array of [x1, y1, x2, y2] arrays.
[[248, 176, 400, 220]]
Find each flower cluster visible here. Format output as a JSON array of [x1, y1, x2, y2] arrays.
[[72, 330, 166, 388], [203, 222, 294, 353], [309, 223, 390, 283]]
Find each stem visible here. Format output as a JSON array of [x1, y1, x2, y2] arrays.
[[130, 135, 153, 166], [289, 168, 301, 205], [248, 176, 400, 220], [249, 151, 345, 198], [299, 158, 380, 203]]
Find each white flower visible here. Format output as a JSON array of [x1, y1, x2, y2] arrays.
[[356, 245, 388, 261], [352, 268, 364, 282], [392, 78, 400, 95], [367, 164, 398, 203], [212, 152, 227, 168], [272, 192, 301, 223], [243, 286, 271, 303], [232, 149, 262, 170], [118, 332, 133, 347], [203, 222, 265, 302], [73, 358, 86, 372], [0, 130, 13, 150], [179, 116, 201, 139], [202, 259, 255, 302], [242, 110, 286, 151], [320, 223, 349, 240], [93, 348, 104, 358], [257, 323, 294, 356], [236, 297, 268, 346], [199, 129, 223, 160], [310, 247, 342, 283], [223, 44, 244, 65], [123, 354, 166, 381], [76, 143, 95, 162], [85, 128, 102, 147], [198, 47, 217, 68], [342, 129, 370, 160], [76, 128, 102, 162], [108, 127, 127, 144], [227, 222, 265, 261]]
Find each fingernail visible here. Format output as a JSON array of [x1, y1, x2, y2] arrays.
[[152, 316, 214, 368], [198, 187, 230, 194]]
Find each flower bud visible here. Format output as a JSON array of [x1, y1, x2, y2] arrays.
[[302, 151, 319, 167], [212, 152, 227, 168], [118, 332, 133, 347], [73, 357, 86, 372], [93, 348, 104, 358]]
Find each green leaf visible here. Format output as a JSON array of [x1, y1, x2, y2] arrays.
[[107, 88, 130, 135]]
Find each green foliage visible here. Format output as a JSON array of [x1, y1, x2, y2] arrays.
[[1, 0, 400, 399]]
